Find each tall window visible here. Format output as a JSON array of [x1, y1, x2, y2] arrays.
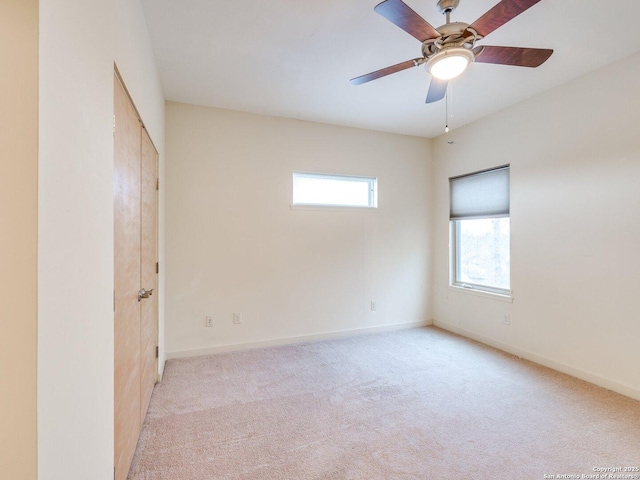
[[292, 172, 377, 208], [450, 166, 510, 295]]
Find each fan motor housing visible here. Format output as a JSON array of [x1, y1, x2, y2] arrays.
[[436, 21, 468, 37], [422, 21, 470, 57]]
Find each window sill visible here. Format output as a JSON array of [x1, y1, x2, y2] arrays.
[[448, 285, 513, 303], [290, 204, 379, 212]]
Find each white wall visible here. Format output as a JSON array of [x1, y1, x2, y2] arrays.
[[432, 52, 640, 400], [38, 0, 164, 478], [113, 0, 167, 375], [0, 1, 38, 478], [165, 103, 432, 356]]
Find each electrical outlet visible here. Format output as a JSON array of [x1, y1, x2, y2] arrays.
[[205, 315, 213, 328], [370, 301, 377, 311], [503, 313, 511, 325], [233, 312, 242, 324]]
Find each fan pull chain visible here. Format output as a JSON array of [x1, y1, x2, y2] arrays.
[[449, 83, 453, 131], [445, 84, 452, 133], [444, 89, 448, 133]]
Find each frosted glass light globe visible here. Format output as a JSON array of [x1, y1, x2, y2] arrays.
[[430, 55, 469, 80], [427, 48, 475, 81]]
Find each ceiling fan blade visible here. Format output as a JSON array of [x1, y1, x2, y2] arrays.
[[426, 78, 448, 104], [350, 58, 421, 85], [374, 0, 441, 42], [474, 46, 553, 67], [466, 0, 542, 38]]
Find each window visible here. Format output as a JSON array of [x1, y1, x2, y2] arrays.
[[450, 166, 510, 294], [292, 172, 377, 208]]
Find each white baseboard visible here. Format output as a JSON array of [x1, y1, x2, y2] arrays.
[[433, 320, 640, 401], [166, 320, 432, 360]]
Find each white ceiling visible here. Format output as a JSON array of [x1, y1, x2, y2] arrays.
[[141, 0, 640, 138]]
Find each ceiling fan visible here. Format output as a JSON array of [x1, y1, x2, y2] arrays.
[[351, 0, 553, 104]]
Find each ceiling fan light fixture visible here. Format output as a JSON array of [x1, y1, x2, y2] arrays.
[[427, 48, 475, 80]]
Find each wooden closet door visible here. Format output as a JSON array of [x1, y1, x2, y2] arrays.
[[114, 73, 142, 480], [140, 127, 158, 421], [114, 73, 159, 480]]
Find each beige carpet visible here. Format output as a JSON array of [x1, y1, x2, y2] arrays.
[[128, 327, 640, 479]]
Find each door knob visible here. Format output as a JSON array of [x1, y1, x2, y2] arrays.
[[138, 288, 154, 302]]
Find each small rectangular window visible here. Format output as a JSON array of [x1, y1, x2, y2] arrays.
[[292, 172, 377, 208], [450, 166, 510, 295]]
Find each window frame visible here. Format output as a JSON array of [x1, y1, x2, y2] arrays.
[[292, 171, 378, 209], [449, 165, 511, 296]]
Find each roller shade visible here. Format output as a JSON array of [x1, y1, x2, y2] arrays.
[[450, 166, 510, 220]]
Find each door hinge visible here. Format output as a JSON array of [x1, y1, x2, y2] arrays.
[[156, 262, 159, 274], [113, 290, 116, 313], [155, 346, 159, 358], [113, 115, 116, 137], [156, 178, 159, 190]]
